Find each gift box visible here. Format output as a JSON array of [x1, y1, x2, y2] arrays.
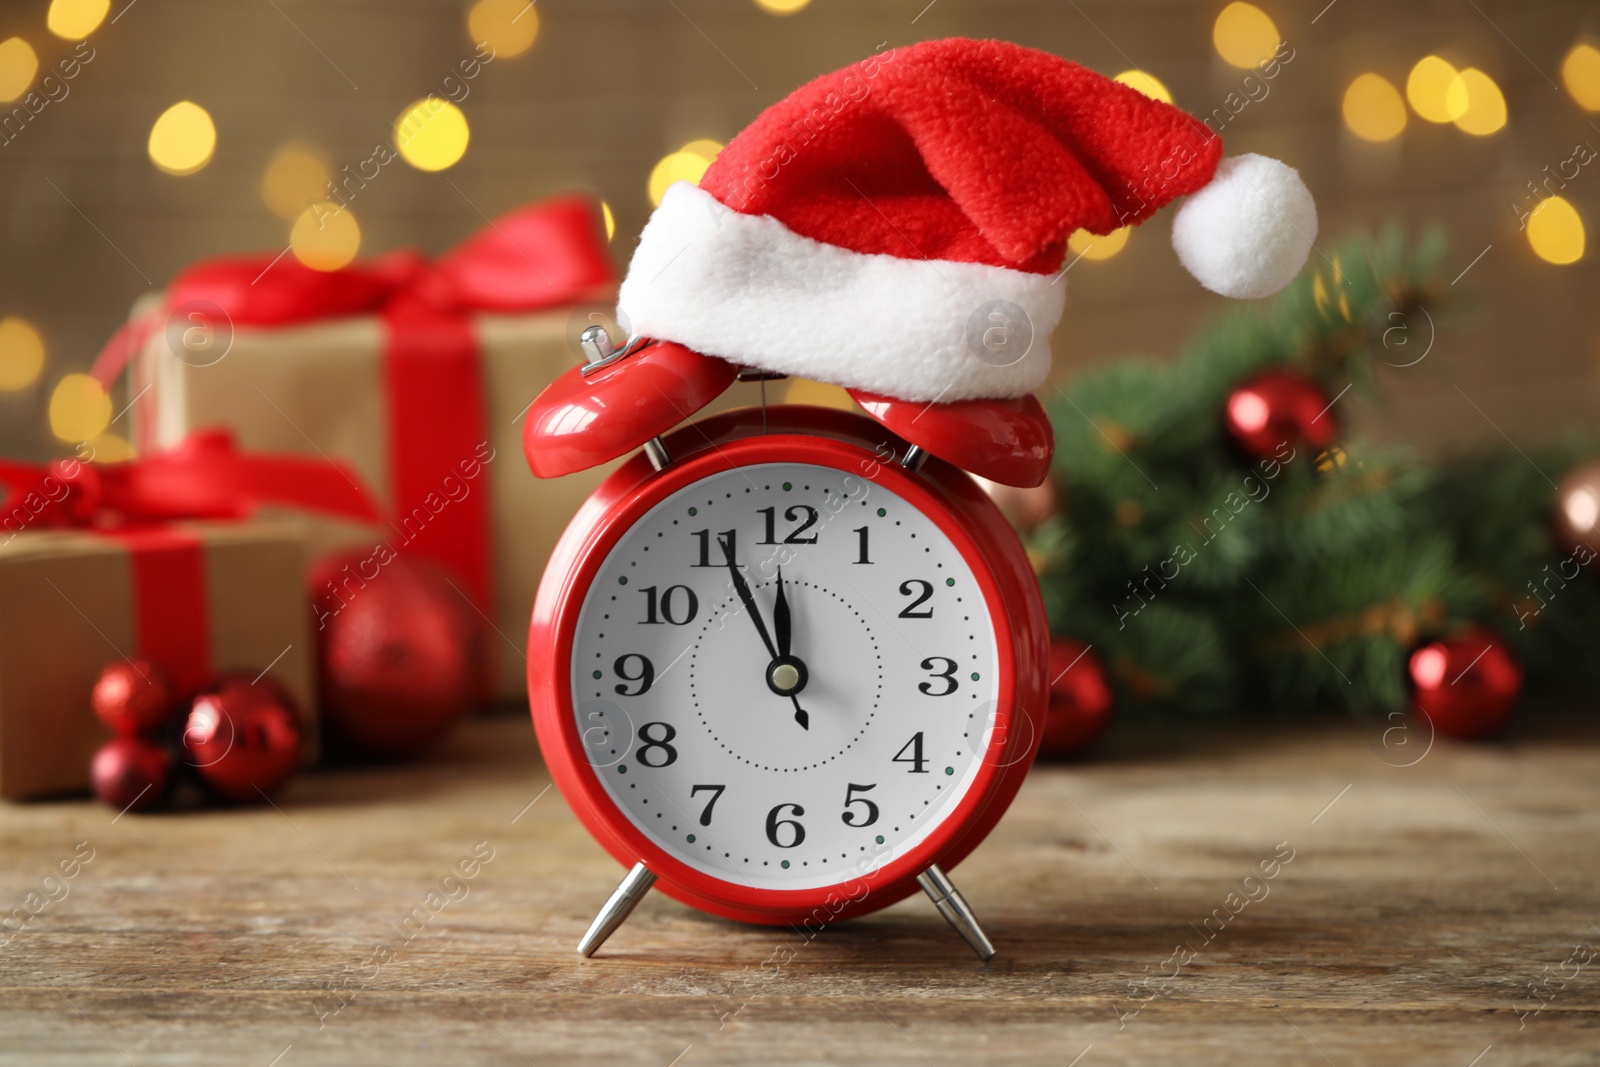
[[107, 196, 629, 702], [0, 521, 315, 799]]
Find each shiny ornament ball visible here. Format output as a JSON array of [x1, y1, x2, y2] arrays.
[[311, 552, 478, 760], [1224, 370, 1338, 460], [90, 737, 170, 812], [1039, 637, 1113, 757], [1408, 628, 1523, 739], [975, 473, 1061, 533], [90, 659, 176, 737], [1552, 460, 1600, 556], [182, 676, 303, 801]]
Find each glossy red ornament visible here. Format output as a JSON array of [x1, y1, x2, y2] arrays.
[[312, 552, 478, 759], [1408, 628, 1523, 739], [1038, 638, 1113, 757], [90, 737, 171, 812], [849, 390, 1054, 488], [1224, 370, 1338, 460], [90, 659, 177, 738], [182, 676, 303, 801], [528, 405, 1048, 926], [522, 340, 739, 478]]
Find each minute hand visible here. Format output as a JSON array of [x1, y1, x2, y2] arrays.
[[721, 535, 778, 660]]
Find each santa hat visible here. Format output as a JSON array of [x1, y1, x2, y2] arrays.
[[617, 38, 1317, 404]]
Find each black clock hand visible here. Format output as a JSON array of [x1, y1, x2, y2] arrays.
[[772, 568, 808, 730], [720, 534, 777, 660]]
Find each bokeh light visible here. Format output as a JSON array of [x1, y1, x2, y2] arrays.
[[0, 38, 39, 103], [648, 140, 723, 207], [782, 378, 856, 410], [1405, 56, 1462, 123], [600, 200, 616, 242], [753, 0, 812, 14], [1447, 68, 1506, 136], [47, 0, 110, 40], [1342, 73, 1407, 142], [147, 101, 217, 176], [261, 143, 331, 221], [0, 317, 46, 391], [394, 98, 470, 171], [467, 0, 539, 58], [48, 373, 111, 442], [1067, 227, 1130, 262], [1562, 43, 1600, 111], [290, 202, 362, 271], [1113, 69, 1173, 104], [1526, 196, 1585, 265], [1212, 3, 1280, 70], [86, 432, 134, 463]]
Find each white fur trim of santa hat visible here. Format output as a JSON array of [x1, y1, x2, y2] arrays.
[[616, 182, 1064, 403], [1171, 154, 1319, 300]]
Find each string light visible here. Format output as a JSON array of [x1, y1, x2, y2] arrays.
[[600, 201, 616, 242], [1405, 56, 1461, 123], [1113, 69, 1173, 104], [0, 317, 45, 391], [1526, 196, 1585, 265], [147, 101, 217, 176], [48, 373, 110, 443], [394, 98, 471, 171], [1342, 73, 1407, 143], [1447, 68, 1506, 136], [753, 0, 812, 14], [1562, 42, 1600, 111], [260, 143, 331, 221], [290, 202, 362, 271], [648, 140, 723, 207], [1067, 227, 1130, 262], [467, 0, 539, 58], [1212, 3, 1280, 70], [0, 38, 38, 103], [47, 0, 110, 40]]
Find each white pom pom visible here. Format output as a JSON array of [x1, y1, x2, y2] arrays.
[[1171, 154, 1317, 300]]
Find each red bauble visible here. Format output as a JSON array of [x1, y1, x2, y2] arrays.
[[90, 737, 170, 812], [1039, 637, 1113, 757], [1408, 628, 1523, 739], [1224, 370, 1339, 460], [182, 676, 303, 801], [311, 551, 478, 760], [90, 659, 176, 738]]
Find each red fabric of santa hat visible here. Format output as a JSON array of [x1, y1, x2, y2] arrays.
[[617, 38, 1317, 404]]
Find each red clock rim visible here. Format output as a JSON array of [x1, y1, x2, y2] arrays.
[[529, 407, 1044, 926]]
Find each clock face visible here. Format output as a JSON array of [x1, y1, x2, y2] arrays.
[[568, 461, 1002, 892]]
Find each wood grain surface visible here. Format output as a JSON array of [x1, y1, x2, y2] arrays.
[[2, 710, 1598, 1066]]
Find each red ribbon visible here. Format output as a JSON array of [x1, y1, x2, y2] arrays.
[[0, 430, 382, 695], [90, 194, 616, 612]]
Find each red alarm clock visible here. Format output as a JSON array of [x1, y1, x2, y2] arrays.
[[523, 330, 1051, 959]]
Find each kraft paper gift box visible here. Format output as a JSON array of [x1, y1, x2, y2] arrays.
[[0, 522, 316, 800]]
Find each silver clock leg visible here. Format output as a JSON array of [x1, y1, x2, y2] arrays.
[[577, 862, 656, 957], [917, 864, 996, 960]]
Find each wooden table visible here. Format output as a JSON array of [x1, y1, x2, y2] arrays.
[[4, 710, 1597, 1065]]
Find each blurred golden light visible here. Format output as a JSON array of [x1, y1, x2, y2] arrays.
[[753, 0, 812, 14], [49, 373, 111, 443], [1067, 226, 1130, 261], [394, 98, 470, 171], [782, 378, 856, 410], [86, 432, 134, 463], [1562, 43, 1600, 111], [1406, 56, 1463, 123], [0, 38, 39, 103], [1342, 73, 1407, 142], [0, 317, 46, 391], [290, 202, 362, 271], [600, 200, 616, 242], [1526, 196, 1585, 265], [648, 143, 720, 207], [147, 101, 217, 176], [680, 139, 725, 163], [1113, 69, 1173, 104], [261, 143, 331, 221], [467, 0, 539, 58], [1447, 68, 1506, 136], [47, 0, 110, 39], [1212, 3, 1280, 70]]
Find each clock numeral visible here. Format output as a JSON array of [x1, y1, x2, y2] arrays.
[[852, 525, 872, 565], [758, 505, 820, 545], [841, 783, 879, 827], [636, 722, 678, 768], [641, 584, 699, 626], [690, 528, 736, 568], [612, 654, 655, 697], [918, 656, 959, 697], [765, 803, 807, 848], [897, 579, 935, 619], [690, 784, 726, 826], [892, 732, 929, 773]]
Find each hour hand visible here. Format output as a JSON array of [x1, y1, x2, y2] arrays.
[[720, 534, 777, 660]]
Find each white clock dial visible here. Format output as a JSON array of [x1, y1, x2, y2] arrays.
[[569, 462, 1001, 891]]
